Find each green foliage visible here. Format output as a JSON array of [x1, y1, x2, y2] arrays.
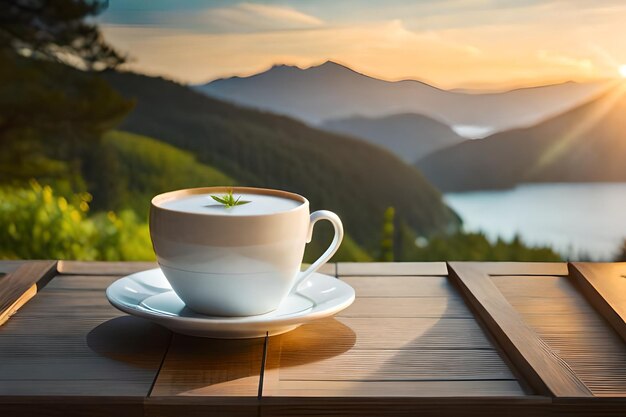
[[0, 182, 153, 261], [0, 181, 96, 259], [0, 52, 133, 194], [0, 52, 132, 141], [91, 210, 154, 261], [398, 227, 562, 262], [379, 207, 395, 262], [303, 222, 372, 263], [102, 130, 234, 213]]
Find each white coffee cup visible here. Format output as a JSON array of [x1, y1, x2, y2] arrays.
[[149, 186, 343, 316]]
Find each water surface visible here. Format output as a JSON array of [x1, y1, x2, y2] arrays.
[[445, 183, 626, 260]]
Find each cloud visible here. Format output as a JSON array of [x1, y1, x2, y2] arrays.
[[537, 50, 594, 72], [100, 2, 323, 34], [189, 3, 323, 33], [101, 19, 492, 86]]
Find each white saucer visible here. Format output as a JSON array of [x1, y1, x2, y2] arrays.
[[106, 268, 355, 338]]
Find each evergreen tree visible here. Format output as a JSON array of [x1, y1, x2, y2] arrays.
[[0, 1, 133, 198], [380, 207, 395, 262], [0, 0, 124, 70]]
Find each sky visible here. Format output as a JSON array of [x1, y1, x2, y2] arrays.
[[99, 0, 626, 89]]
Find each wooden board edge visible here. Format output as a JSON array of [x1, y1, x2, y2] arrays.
[[569, 263, 626, 342], [257, 396, 551, 417], [447, 262, 592, 398], [0, 260, 57, 326], [0, 284, 36, 326], [458, 262, 568, 276], [144, 396, 260, 417]]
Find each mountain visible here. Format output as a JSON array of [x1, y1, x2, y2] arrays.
[[416, 86, 626, 191], [102, 70, 460, 252], [321, 113, 464, 163], [197, 61, 608, 136]]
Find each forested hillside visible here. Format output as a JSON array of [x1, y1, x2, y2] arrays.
[[103, 130, 234, 214], [103, 70, 461, 251], [417, 86, 626, 191]]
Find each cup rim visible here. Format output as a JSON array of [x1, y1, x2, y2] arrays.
[[151, 186, 309, 218]]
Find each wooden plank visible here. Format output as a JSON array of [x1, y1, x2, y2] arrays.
[[283, 317, 494, 350], [552, 397, 626, 417], [263, 274, 525, 400], [278, 348, 515, 382], [339, 296, 472, 318], [150, 334, 264, 397], [337, 262, 447, 276], [0, 397, 145, 417], [457, 262, 568, 276], [262, 380, 526, 397], [258, 397, 550, 417], [447, 262, 592, 398], [495, 273, 626, 397], [341, 276, 453, 297], [57, 261, 157, 275], [0, 261, 57, 326], [0, 260, 28, 274], [570, 263, 626, 342], [145, 397, 260, 417], [0, 274, 171, 397]]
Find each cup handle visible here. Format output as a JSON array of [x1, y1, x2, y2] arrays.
[[290, 210, 344, 294]]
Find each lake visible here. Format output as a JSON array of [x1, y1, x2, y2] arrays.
[[444, 183, 626, 260]]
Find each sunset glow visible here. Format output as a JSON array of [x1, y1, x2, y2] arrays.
[[99, 1, 626, 89], [620, 65, 626, 78]]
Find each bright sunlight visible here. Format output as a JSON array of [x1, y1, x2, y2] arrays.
[[620, 65, 626, 78]]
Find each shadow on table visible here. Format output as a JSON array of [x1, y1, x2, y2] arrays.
[[86, 316, 171, 368], [87, 315, 356, 394], [267, 317, 357, 370]]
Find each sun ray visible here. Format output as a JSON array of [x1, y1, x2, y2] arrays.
[[528, 82, 626, 177]]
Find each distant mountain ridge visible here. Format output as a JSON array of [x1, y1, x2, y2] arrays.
[[416, 85, 626, 191], [198, 61, 608, 135], [322, 113, 464, 163], [102, 70, 460, 252]]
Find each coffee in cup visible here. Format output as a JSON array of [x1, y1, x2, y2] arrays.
[[149, 187, 343, 316]]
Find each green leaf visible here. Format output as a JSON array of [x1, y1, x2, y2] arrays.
[[211, 190, 251, 208], [211, 195, 228, 204]]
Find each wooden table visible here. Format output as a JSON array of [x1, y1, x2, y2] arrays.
[[1, 261, 625, 416]]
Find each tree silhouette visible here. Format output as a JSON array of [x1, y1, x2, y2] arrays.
[[0, 0, 133, 199], [0, 0, 124, 70], [379, 207, 395, 262]]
